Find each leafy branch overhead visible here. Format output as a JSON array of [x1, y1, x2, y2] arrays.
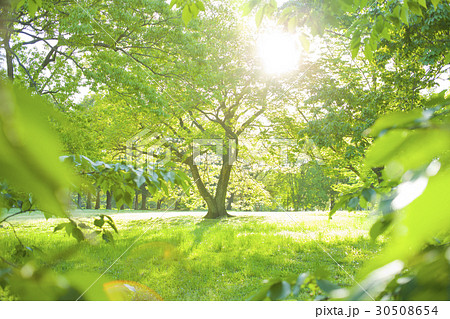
[[243, 0, 448, 61], [61, 155, 190, 210], [169, 0, 206, 25]]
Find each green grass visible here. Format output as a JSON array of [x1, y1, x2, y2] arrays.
[[0, 210, 382, 300]]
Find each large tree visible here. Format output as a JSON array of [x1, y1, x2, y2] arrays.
[[120, 3, 283, 218]]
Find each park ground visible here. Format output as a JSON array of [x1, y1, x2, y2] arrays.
[[0, 210, 383, 300]]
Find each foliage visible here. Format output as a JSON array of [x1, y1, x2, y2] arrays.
[[244, 0, 449, 63], [0, 82, 73, 219], [263, 161, 338, 211], [61, 155, 190, 209], [253, 82, 450, 302], [248, 271, 342, 301], [169, 0, 206, 25], [1, 0, 449, 302], [241, 0, 450, 301], [53, 214, 119, 244]]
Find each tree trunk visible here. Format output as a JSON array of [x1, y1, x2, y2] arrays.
[[86, 192, 92, 209], [1, 7, 14, 81], [95, 189, 101, 209], [133, 192, 139, 210], [188, 155, 232, 219], [106, 191, 112, 210], [140, 185, 147, 210], [156, 198, 163, 210], [77, 193, 82, 208], [226, 192, 234, 210], [4, 34, 14, 80]]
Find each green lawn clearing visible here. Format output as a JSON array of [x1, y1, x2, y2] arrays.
[[0, 210, 383, 300]]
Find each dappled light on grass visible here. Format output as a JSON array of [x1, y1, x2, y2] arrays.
[[0, 212, 382, 300]]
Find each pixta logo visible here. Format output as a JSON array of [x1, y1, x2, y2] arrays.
[[126, 129, 320, 170]]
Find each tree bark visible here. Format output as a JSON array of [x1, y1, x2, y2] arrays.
[[95, 189, 101, 209], [187, 151, 233, 219], [226, 192, 234, 210], [1, 6, 14, 81], [133, 192, 139, 210], [156, 198, 163, 210], [77, 193, 82, 208], [86, 192, 92, 209], [106, 191, 112, 210], [4, 33, 14, 80], [140, 185, 147, 210]]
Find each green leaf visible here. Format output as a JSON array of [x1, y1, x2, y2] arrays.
[[102, 230, 114, 244], [15, 0, 26, 10], [124, 191, 132, 207], [431, 0, 440, 9], [292, 273, 309, 296], [408, 2, 423, 16], [369, 215, 393, 240], [288, 16, 297, 32], [400, 6, 409, 25], [189, 3, 199, 17], [348, 260, 404, 300], [182, 5, 192, 26], [65, 222, 74, 236], [316, 279, 342, 295], [340, 0, 354, 11], [53, 223, 66, 232], [242, 0, 259, 16], [28, 0, 37, 17], [78, 222, 91, 230], [364, 41, 373, 61], [418, 0, 427, 8], [393, 5, 401, 18], [348, 197, 359, 209], [329, 194, 352, 218], [368, 109, 423, 137], [247, 283, 271, 301], [269, 0, 277, 9], [94, 218, 105, 228], [72, 227, 85, 242], [299, 32, 310, 52], [103, 215, 118, 233], [255, 5, 265, 27], [362, 188, 376, 202], [196, 1, 205, 11], [169, 0, 178, 9], [267, 281, 291, 300], [366, 129, 450, 172], [424, 90, 450, 108], [0, 82, 72, 219], [374, 17, 384, 34], [350, 30, 361, 59]]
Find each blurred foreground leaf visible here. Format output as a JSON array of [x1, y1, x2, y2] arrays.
[[0, 82, 73, 218]]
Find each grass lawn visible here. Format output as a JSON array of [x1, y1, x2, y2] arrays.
[[0, 210, 383, 300]]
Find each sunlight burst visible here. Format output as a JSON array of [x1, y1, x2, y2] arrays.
[[257, 31, 300, 75]]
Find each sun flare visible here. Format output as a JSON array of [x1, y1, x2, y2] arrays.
[[256, 31, 300, 75]]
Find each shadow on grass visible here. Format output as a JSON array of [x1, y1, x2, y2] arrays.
[[1, 214, 382, 300], [143, 236, 381, 300]]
